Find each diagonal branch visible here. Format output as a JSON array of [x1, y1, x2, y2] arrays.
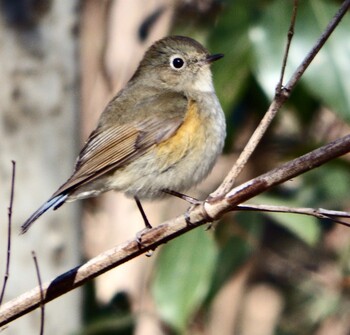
[[237, 204, 350, 228], [276, 0, 299, 93], [210, 0, 350, 198], [204, 134, 350, 218], [1, 133, 350, 327], [0, 161, 16, 307]]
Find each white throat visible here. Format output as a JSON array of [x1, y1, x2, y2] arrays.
[[191, 70, 215, 92]]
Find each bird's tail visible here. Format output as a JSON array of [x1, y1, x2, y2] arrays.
[[21, 194, 68, 234]]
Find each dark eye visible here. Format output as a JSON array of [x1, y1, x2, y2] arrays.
[[170, 55, 185, 70], [172, 58, 184, 68]]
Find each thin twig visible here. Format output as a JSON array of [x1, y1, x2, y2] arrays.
[[284, 0, 350, 91], [0, 161, 16, 306], [237, 204, 350, 228], [276, 0, 299, 93], [210, 0, 350, 199], [32, 252, 44, 335], [205, 134, 350, 219], [0, 133, 350, 327]]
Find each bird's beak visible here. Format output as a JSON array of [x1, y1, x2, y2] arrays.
[[205, 53, 224, 64]]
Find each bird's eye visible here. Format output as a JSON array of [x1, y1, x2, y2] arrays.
[[172, 58, 184, 68], [170, 55, 185, 70]]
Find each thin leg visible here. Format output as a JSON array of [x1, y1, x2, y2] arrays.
[[134, 196, 152, 229], [162, 189, 201, 205]]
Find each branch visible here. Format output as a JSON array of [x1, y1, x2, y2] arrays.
[[1, 134, 350, 327], [237, 204, 350, 228], [276, 0, 299, 93], [32, 251, 44, 335], [0, 161, 16, 306], [204, 134, 350, 218], [210, 0, 350, 198]]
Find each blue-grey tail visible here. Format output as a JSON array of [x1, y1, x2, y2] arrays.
[[21, 194, 68, 234]]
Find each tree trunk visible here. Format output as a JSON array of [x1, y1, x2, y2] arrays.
[[0, 1, 80, 334]]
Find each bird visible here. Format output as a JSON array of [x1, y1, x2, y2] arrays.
[[21, 35, 226, 233]]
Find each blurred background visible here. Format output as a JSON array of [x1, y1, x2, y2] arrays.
[[1, 0, 350, 334]]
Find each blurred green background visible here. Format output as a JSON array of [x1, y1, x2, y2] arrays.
[[2, 0, 348, 334], [167, 1, 350, 334], [78, 0, 350, 334]]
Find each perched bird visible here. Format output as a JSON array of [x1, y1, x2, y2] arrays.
[[21, 35, 226, 233]]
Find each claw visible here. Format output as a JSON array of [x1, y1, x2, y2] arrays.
[[184, 210, 193, 226], [205, 222, 214, 231], [184, 199, 215, 227], [135, 227, 157, 256], [184, 203, 200, 226], [135, 227, 151, 248]]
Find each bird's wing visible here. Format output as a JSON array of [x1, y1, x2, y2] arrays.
[[53, 92, 188, 196]]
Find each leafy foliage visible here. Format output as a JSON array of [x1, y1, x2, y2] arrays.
[[81, 1, 350, 334], [150, 0, 350, 334], [152, 228, 218, 332]]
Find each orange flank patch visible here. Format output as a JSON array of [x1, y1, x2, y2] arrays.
[[156, 100, 205, 169]]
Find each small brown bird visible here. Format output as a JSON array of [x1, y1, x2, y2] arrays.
[[22, 36, 226, 233]]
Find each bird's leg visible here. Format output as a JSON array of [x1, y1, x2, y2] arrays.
[[134, 196, 154, 251], [134, 196, 152, 229], [162, 189, 201, 205], [162, 189, 203, 226]]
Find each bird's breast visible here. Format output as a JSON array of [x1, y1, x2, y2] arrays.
[[155, 99, 205, 167], [154, 96, 225, 175]]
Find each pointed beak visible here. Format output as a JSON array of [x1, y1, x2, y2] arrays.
[[205, 53, 224, 64]]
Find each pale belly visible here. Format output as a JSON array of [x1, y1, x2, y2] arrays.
[[69, 94, 226, 201], [110, 97, 226, 199]]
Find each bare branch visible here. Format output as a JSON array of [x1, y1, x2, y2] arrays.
[[1, 133, 350, 327], [0, 161, 16, 306], [284, 0, 350, 91], [276, 0, 299, 93], [210, 0, 350, 198], [237, 204, 350, 228], [202, 134, 350, 221], [32, 252, 44, 335]]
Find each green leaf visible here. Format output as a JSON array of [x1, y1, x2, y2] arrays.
[[206, 213, 260, 303], [253, 195, 321, 246], [152, 228, 218, 332], [251, 0, 350, 120], [302, 161, 350, 208], [266, 211, 320, 246], [249, 1, 291, 98], [208, 0, 253, 112]]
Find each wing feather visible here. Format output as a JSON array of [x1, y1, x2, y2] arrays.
[[53, 92, 188, 196]]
